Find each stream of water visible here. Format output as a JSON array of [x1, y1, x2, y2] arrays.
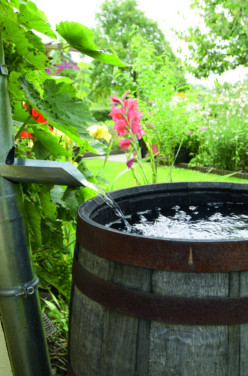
[[85, 180, 132, 232]]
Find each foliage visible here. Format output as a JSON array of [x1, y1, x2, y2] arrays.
[[180, 0, 248, 78], [89, 0, 186, 101], [190, 82, 248, 171], [113, 36, 194, 162], [1, 0, 125, 357]]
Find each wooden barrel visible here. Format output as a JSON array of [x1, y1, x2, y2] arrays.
[[68, 182, 248, 376]]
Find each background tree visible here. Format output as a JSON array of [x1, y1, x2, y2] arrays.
[[181, 0, 248, 78], [89, 0, 186, 101]]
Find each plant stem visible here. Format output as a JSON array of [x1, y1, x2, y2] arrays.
[[15, 114, 32, 139], [131, 138, 149, 184], [98, 140, 113, 176]]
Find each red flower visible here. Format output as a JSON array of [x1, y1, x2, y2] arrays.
[[119, 138, 131, 149], [23, 103, 48, 123], [31, 108, 47, 123], [20, 103, 52, 139], [20, 131, 34, 140]]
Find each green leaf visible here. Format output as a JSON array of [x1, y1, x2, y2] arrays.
[[40, 187, 57, 220], [32, 128, 71, 158], [18, 1, 56, 38], [62, 187, 84, 218], [2, 5, 47, 69], [87, 140, 108, 155], [50, 186, 66, 207], [18, 76, 95, 143], [0, 0, 20, 9], [82, 187, 98, 201], [57, 21, 98, 51], [8, 71, 24, 100], [32, 140, 50, 160], [62, 189, 79, 218], [25, 199, 42, 250], [41, 220, 64, 251], [56, 21, 128, 67]]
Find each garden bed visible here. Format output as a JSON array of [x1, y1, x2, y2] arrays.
[[177, 163, 248, 180]]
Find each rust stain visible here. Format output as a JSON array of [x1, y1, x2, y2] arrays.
[[188, 247, 193, 265]]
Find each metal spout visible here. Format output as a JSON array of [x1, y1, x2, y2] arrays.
[[0, 158, 99, 193]]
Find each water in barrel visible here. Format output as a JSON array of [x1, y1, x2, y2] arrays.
[[107, 201, 248, 240]]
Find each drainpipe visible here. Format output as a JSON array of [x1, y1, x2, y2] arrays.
[[0, 36, 52, 375]]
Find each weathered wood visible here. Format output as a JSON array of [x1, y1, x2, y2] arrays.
[[227, 272, 240, 376], [69, 245, 248, 375], [150, 270, 229, 376], [70, 246, 153, 376], [240, 271, 248, 375]]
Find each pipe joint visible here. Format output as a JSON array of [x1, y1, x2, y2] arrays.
[[0, 276, 39, 298]]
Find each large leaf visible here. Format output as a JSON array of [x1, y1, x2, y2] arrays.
[[40, 187, 57, 221], [18, 1, 56, 39], [32, 128, 71, 159], [18, 76, 95, 143], [50, 186, 66, 208], [62, 187, 85, 218], [2, 5, 47, 69], [56, 21, 128, 67]]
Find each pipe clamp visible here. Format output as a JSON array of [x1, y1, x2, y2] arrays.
[[0, 64, 8, 76], [0, 276, 39, 298]]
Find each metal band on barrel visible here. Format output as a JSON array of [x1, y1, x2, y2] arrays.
[[72, 258, 248, 326]]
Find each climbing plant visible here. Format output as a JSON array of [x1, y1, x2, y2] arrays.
[[0, 1, 126, 365]]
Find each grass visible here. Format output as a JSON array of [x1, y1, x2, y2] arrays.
[[84, 158, 248, 190]]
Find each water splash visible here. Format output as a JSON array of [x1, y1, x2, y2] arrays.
[[107, 202, 248, 240]]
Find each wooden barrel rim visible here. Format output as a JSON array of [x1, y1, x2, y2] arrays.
[[77, 217, 248, 272], [72, 258, 248, 325]]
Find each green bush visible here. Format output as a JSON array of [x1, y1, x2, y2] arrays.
[[190, 83, 248, 171]]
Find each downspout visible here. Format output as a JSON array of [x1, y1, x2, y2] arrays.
[[0, 35, 52, 375]]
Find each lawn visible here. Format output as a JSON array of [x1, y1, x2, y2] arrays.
[[84, 158, 248, 191]]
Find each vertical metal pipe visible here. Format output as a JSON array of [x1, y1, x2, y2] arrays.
[[0, 36, 52, 375]]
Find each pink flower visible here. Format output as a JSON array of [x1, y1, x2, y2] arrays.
[[126, 157, 135, 169], [109, 96, 144, 139], [110, 95, 123, 104], [188, 130, 193, 136], [119, 139, 131, 149], [123, 91, 130, 98], [132, 121, 145, 139], [201, 127, 207, 132]]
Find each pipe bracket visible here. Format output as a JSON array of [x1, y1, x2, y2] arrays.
[[0, 276, 39, 298], [0, 64, 8, 76]]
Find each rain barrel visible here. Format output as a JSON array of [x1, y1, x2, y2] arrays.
[[68, 182, 248, 376]]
